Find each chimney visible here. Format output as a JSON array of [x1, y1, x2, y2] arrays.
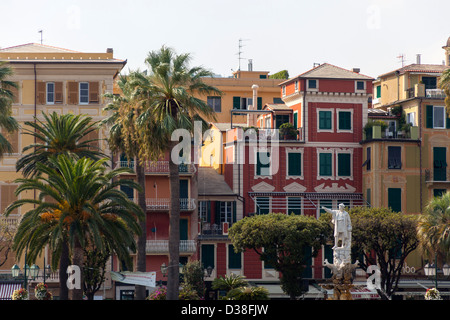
[[352, 68, 360, 73], [416, 54, 421, 64], [247, 84, 259, 127], [248, 59, 253, 71], [106, 48, 114, 54]]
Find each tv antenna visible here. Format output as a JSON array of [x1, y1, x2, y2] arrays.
[[397, 53, 406, 67], [237, 38, 249, 71], [38, 30, 43, 44]]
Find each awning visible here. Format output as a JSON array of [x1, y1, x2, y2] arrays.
[[0, 283, 22, 300]]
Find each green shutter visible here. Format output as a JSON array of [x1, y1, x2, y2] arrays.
[[201, 244, 215, 269], [320, 199, 332, 215], [257, 97, 262, 110], [426, 105, 433, 128], [319, 153, 332, 176], [180, 219, 188, 241], [324, 245, 333, 278], [319, 111, 332, 130], [288, 152, 302, 176], [338, 153, 351, 176], [388, 188, 402, 212], [339, 111, 351, 130], [257, 152, 270, 176], [293, 112, 298, 128], [207, 201, 211, 222], [214, 201, 221, 224], [376, 85, 381, 98], [232, 201, 236, 223], [433, 147, 447, 181], [302, 246, 313, 278], [228, 244, 241, 269], [366, 188, 371, 206], [233, 96, 241, 109]]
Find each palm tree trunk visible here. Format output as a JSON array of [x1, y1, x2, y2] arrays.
[[135, 158, 147, 300], [71, 237, 84, 300], [167, 142, 180, 300], [59, 240, 70, 300]]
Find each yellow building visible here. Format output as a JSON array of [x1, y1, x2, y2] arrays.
[[0, 43, 125, 298], [362, 37, 450, 279], [199, 68, 285, 124]]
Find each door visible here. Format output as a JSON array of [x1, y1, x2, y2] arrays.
[[179, 179, 189, 209], [180, 218, 188, 241]]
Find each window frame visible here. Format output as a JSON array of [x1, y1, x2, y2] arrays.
[[79, 82, 89, 105], [255, 150, 272, 177], [46, 82, 55, 105], [207, 96, 222, 113], [307, 79, 318, 91], [387, 146, 402, 170], [433, 106, 446, 129], [317, 109, 334, 132], [318, 151, 334, 179], [337, 109, 353, 132], [286, 150, 303, 179], [336, 151, 352, 179]]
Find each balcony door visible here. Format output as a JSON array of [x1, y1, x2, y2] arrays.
[[433, 147, 447, 181], [180, 218, 188, 241]]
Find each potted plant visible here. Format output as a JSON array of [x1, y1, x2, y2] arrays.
[[424, 287, 442, 300], [279, 123, 299, 140], [11, 288, 28, 300], [35, 282, 53, 300]]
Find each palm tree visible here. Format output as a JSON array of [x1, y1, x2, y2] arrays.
[[5, 154, 144, 300], [438, 68, 450, 113], [15, 111, 106, 299], [102, 72, 148, 300], [0, 61, 19, 157], [417, 192, 450, 263], [133, 46, 221, 300], [16, 111, 106, 177]]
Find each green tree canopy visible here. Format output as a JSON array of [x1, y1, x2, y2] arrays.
[[229, 213, 331, 299], [346, 206, 419, 299]]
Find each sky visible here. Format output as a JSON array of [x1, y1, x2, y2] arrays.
[[1, 0, 449, 79]]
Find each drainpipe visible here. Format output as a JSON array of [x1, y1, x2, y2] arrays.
[[418, 98, 423, 213]]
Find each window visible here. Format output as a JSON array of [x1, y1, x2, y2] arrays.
[[275, 114, 290, 129], [406, 112, 415, 126], [319, 199, 332, 215], [120, 184, 134, 200], [318, 110, 332, 130], [201, 244, 215, 270], [287, 152, 302, 176], [46, 82, 55, 104], [207, 96, 221, 112], [426, 105, 447, 129], [219, 201, 234, 225], [376, 85, 381, 98], [2, 129, 19, 154], [256, 197, 270, 215], [363, 147, 371, 171], [337, 153, 351, 177], [366, 188, 371, 206], [388, 188, 401, 212], [356, 81, 365, 91], [308, 79, 317, 89], [433, 189, 447, 197], [228, 245, 241, 269], [199, 201, 210, 223], [319, 153, 332, 177], [433, 147, 447, 181], [256, 151, 271, 176], [79, 82, 89, 104], [282, 86, 286, 96], [233, 96, 258, 110], [388, 146, 402, 169], [0, 185, 19, 215], [338, 111, 352, 131], [287, 197, 302, 215], [295, 81, 299, 92]]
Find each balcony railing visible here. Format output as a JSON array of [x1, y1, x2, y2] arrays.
[[145, 198, 196, 211], [116, 161, 196, 174], [145, 240, 197, 254], [425, 169, 450, 183], [426, 89, 446, 99], [406, 86, 446, 99]]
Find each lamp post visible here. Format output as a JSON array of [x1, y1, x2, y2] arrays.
[[11, 260, 52, 290], [159, 263, 168, 287], [423, 253, 450, 289]]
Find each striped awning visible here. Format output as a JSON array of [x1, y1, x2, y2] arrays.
[[0, 283, 22, 300]]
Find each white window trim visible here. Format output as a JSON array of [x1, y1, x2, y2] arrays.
[[317, 108, 334, 133], [336, 149, 353, 180], [307, 79, 318, 92], [254, 148, 272, 179], [46, 82, 55, 105], [294, 80, 299, 92], [79, 82, 89, 105], [285, 147, 304, 180], [355, 80, 366, 93], [336, 108, 354, 133], [317, 148, 334, 180], [433, 106, 446, 129], [282, 85, 286, 97]]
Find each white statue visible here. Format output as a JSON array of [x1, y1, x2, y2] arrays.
[[322, 203, 352, 250]]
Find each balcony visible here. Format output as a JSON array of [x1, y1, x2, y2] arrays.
[[406, 85, 446, 99], [145, 240, 197, 254], [116, 161, 196, 174], [362, 125, 419, 142], [145, 198, 196, 211], [425, 169, 450, 185]]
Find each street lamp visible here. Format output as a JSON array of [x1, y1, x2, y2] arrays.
[[205, 266, 213, 277], [159, 263, 168, 287], [11, 262, 52, 290]]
